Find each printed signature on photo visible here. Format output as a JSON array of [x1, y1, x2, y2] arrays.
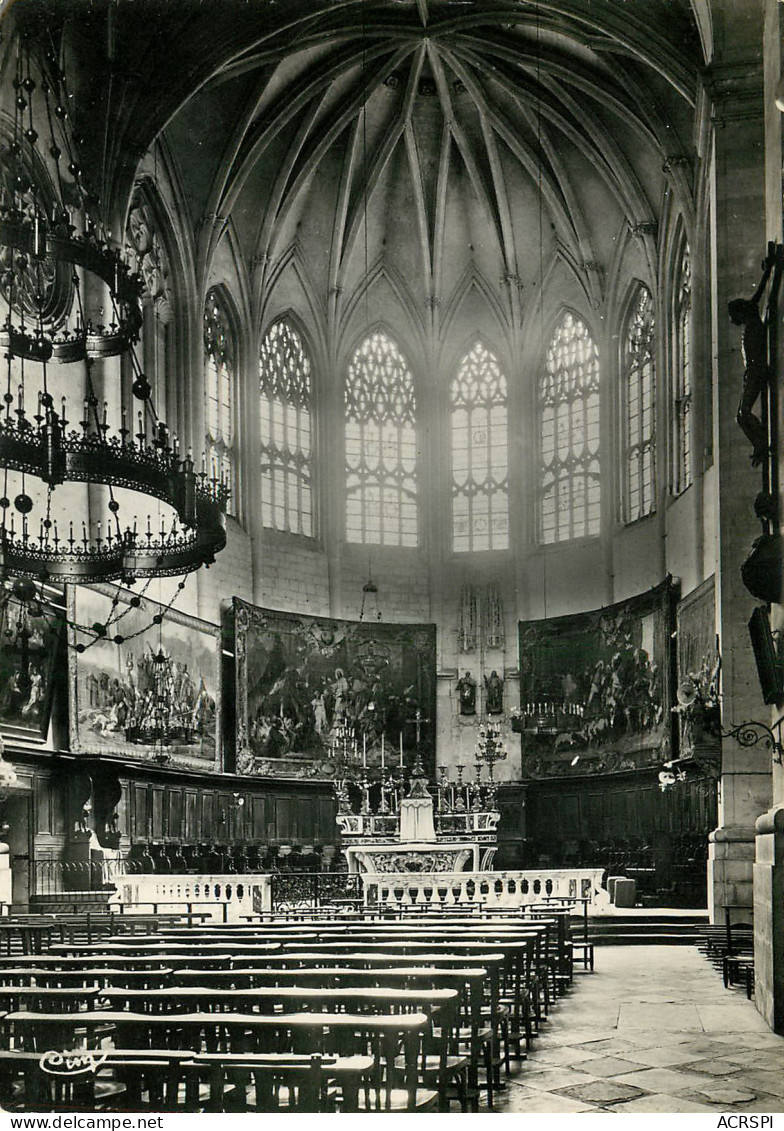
[[38, 1050, 107, 1077]]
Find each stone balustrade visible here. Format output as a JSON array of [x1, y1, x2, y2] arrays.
[[109, 873, 272, 921], [107, 865, 609, 919], [363, 867, 609, 913]]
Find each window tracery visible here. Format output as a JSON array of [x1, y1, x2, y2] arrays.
[[622, 283, 656, 522], [451, 341, 509, 552], [672, 242, 692, 494], [539, 311, 601, 543], [345, 330, 417, 546], [203, 288, 236, 513], [259, 319, 313, 536]]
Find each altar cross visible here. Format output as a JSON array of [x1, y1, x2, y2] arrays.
[[406, 707, 431, 748]]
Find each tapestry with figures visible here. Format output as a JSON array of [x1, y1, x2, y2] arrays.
[[68, 584, 221, 770], [518, 578, 676, 778], [229, 599, 437, 780], [0, 591, 63, 741], [674, 576, 720, 760]]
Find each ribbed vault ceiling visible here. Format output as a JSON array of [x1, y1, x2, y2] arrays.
[[33, 0, 703, 322]]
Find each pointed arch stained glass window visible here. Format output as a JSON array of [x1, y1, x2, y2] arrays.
[[204, 288, 236, 515], [672, 243, 692, 494], [622, 283, 656, 522], [259, 319, 313, 536], [451, 341, 509, 552], [539, 311, 601, 543], [345, 331, 417, 546]]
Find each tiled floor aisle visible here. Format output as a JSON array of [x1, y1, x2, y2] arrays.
[[493, 945, 784, 1113]]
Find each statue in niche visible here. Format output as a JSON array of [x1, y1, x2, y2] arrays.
[[728, 248, 775, 466], [741, 491, 783, 604], [456, 671, 477, 716], [484, 670, 504, 715]]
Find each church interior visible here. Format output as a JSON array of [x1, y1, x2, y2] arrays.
[[0, 0, 783, 1115]]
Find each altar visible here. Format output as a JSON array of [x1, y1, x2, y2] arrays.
[[335, 723, 505, 875], [344, 841, 479, 874]]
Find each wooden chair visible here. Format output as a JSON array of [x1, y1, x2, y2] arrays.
[[0, 1051, 126, 1112], [188, 1051, 374, 1113]]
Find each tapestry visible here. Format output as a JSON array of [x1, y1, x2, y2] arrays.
[[229, 599, 437, 780], [68, 585, 221, 770], [675, 576, 720, 757], [0, 593, 62, 741], [676, 577, 718, 686], [517, 578, 676, 778]]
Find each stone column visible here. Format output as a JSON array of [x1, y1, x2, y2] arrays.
[[754, 804, 784, 1031], [750, 0, 784, 1035], [706, 0, 773, 922]]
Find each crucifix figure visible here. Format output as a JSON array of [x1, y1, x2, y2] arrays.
[[728, 247, 776, 466], [408, 707, 430, 749], [405, 707, 432, 785]]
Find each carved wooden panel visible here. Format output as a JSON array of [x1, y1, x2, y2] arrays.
[[201, 792, 216, 838], [151, 788, 165, 838], [252, 795, 267, 841], [168, 789, 183, 840], [185, 791, 198, 840], [113, 770, 335, 849], [133, 784, 149, 839], [276, 796, 293, 841]]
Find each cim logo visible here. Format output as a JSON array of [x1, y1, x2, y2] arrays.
[[39, 1050, 107, 1077]]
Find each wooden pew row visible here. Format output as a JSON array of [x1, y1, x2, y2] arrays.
[[29, 934, 532, 1104], [0, 968, 174, 990], [0, 1046, 375, 1113], [0, 967, 486, 1111], [42, 938, 536, 1091], [7, 915, 571, 1109], [3, 1010, 439, 1112]]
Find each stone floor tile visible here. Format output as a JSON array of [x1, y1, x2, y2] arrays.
[[520, 1067, 598, 1092], [723, 1094, 784, 1113], [532, 1045, 604, 1067], [554, 1080, 647, 1105], [739, 1072, 784, 1098], [711, 1033, 784, 1052], [610, 1092, 718, 1113], [493, 1086, 596, 1114], [486, 943, 784, 1114], [572, 1038, 628, 1053], [617, 1002, 703, 1031], [613, 1066, 719, 1094], [536, 1029, 610, 1048], [686, 1086, 759, 1105], [624, 1046, 702, 1068], [697, 1004, 775, 1032], [675, 1040, 749, 1059], [578, 1056, 649, 1077], [719, 1050, 784, 1070], [678, 1058, 745, 1077]]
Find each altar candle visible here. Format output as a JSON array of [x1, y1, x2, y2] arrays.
[[381, 734, 385, 770], [362, 733, 367, 768], [399, 732, 404, 768]]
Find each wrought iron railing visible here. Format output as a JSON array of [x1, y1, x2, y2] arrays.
[[270, 872, 363, 913]]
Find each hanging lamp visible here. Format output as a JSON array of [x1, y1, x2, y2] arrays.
[[0, 23, 228, 591]]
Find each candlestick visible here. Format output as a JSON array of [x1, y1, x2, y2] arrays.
[[381, 734, 385, 770], [362, 733, 367, 768], [399, 732, 404, 768]]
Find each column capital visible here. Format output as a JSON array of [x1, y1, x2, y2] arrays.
[[702, 59, 764, 124]]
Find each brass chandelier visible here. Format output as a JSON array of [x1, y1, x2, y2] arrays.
[[0, 26, 228, 591]]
